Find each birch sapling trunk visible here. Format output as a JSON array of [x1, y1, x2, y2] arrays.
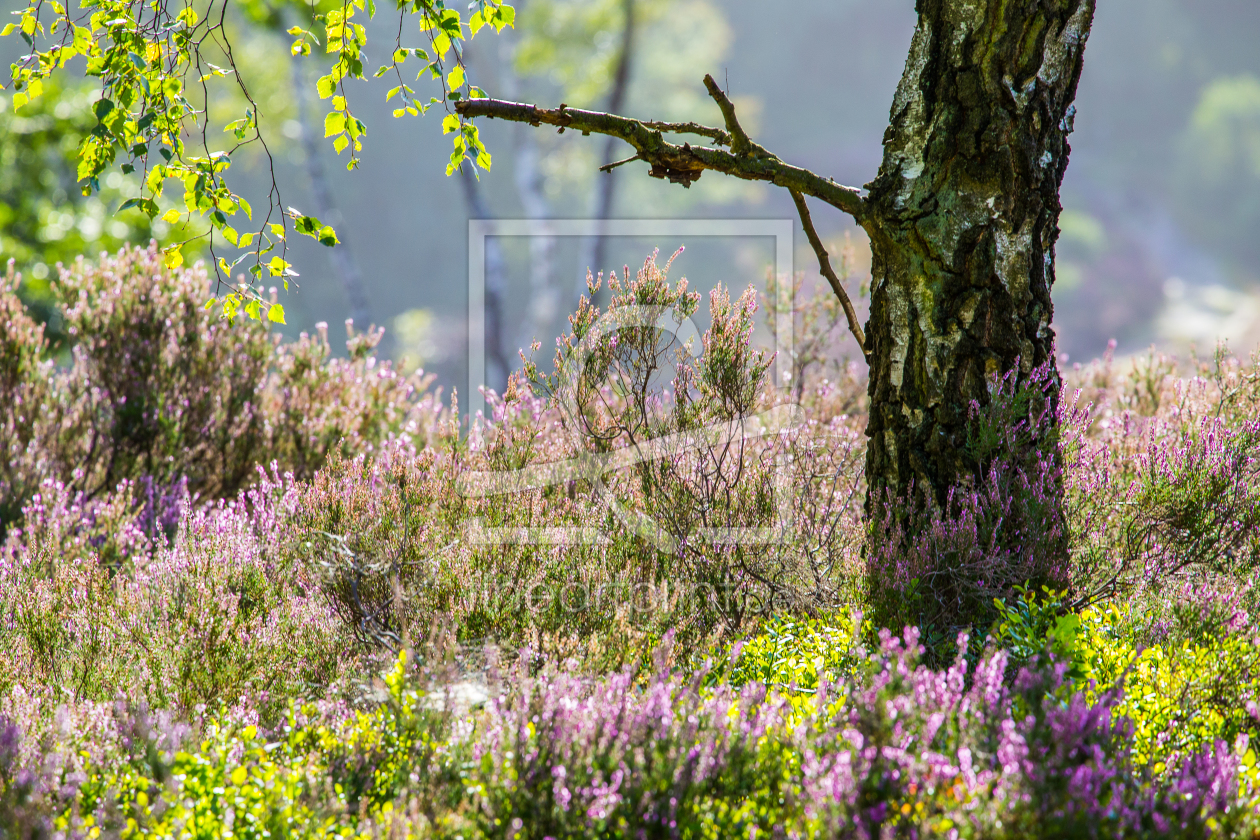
[[861, 0, 1094, 510]]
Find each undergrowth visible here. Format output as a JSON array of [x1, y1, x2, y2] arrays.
[[2, 245, 1260, 837]]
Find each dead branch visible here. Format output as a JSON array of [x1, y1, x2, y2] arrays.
[[701, 73, 755, 156], [637, 120, 731, 146], [790, 189, 868, 359], [455, 85, 866, 220], [599, 153, 643, 173]]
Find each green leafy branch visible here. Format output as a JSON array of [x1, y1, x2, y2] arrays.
[[297, 0, 512, 175], [3, 0, 514, 323]]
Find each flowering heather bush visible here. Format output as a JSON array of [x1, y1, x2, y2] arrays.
[[0, 243, 435, 541], [1062, 346, 1260, 604], [0, 467, 351, 724], [513, 251, 862, 629], [5, 243, 1260, 834], [866, 364, 1069, 658], [3, 631, 1259, 838]]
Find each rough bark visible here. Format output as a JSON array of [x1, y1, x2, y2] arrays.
[[861, 0, 1094, 506]]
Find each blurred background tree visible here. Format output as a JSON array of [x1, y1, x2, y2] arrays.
[[0, 79, 191, 340], [1174, 75, 1260, 273]]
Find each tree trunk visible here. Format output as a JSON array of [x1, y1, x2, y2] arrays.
[[458, 164, 512, 392], [860, 0, 1094, 507], [576, 0, 636, 307]]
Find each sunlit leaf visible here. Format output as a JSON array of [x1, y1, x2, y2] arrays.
[[324, 112, 346, 137]]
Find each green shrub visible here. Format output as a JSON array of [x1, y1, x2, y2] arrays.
[[705, 612, 864, 694], [1075, 599, 1260, 771]]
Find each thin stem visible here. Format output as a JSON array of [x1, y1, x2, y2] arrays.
[[598, 153, 643, 173], [790, 189, 868, 360]]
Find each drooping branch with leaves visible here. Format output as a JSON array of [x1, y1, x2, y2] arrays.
[[4, 0, 513, 322]]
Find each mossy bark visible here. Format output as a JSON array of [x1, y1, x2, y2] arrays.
[[860, 0, 1094, 507]]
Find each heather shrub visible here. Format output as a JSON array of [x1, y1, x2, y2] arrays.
[[0, 468, 351, 722], [296, 448, 455, 651], [0, 272, 56, 534], [6, 629, 1258, 839], [1063, 348, 1260, 604], [866, 365, 1068, 659], [1093, 415, 1260, 596], [513, 250, 857, 632], [0, 243, 434, 541], [294, 437, 741, 661], [282, 250, 865, 662], [7, 241, 1260, 835]]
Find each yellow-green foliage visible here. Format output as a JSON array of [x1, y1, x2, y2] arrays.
[[58, 652, 458, 839], [707, 612, 863, 693], [73, 723, 339, 839], [1075, 603, 1260, 770]]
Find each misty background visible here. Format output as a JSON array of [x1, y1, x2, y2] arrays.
[[7, 0, 1260, 400]]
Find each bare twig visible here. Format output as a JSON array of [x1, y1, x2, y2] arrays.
[[790, 189, 868, 359], [637, 120, 731, 146], [598, 153, 643, 173], [701, 73, 754, 156]]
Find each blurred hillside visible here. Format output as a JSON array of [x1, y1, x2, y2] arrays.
[[3, 0, 1259, 388]]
